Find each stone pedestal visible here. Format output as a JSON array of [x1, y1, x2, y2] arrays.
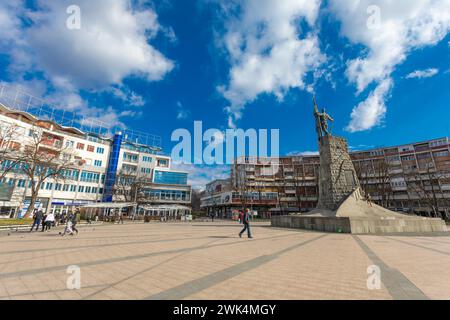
[[317, 136, 359, 211]]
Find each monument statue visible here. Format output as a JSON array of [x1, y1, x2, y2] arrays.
[[313, 96, 334, 139], [271, 96, 447, 234]]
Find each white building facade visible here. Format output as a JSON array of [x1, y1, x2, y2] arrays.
[[0, 102, 191, 218]]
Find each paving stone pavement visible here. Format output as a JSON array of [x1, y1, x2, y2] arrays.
[[0, 221, 449, 300]]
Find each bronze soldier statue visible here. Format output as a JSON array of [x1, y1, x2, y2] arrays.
[[313, 96, 334, 140]]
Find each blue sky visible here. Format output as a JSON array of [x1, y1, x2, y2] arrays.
[[0, 0, 449, 188]]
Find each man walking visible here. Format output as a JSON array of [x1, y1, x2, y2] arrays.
[[72, 209, 80, 234], [30, 209, 43, 232], [239, 209, 253, 239]]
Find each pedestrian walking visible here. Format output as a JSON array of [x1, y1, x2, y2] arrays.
[[366, 193, 373, 207], [60, 212, 75, 236], [30, 209, 43, 232], [72, 209, 80, 234], [239, 209, 253, 239]]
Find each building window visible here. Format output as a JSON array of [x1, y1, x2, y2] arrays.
[[96, 147, 105, 154], [70, 185, 76, 192], [87, 145, 95, 152], [80, 171, 100, 183], [401, 155, 415, 161], [78, 186, 84, 193], [92, 187, 98, 194], [55, 183, 62, 191], [141, 168, 152, 174], [157, 159, 169, 167], [66, 140, 74, 148], [45, 182, 53, 190], [63, 184, 70, 192], [123, 153, 138, 163], [77, 143, 85, 150], [142, 156, 153, 163], [434, 150, 449, 157], [94, 160, 102, 167], [85, 186, 92, 193], [153, 171, 187, 185], [430, 139, 448, 147], [17, 179, 26, 188], [122, 164, 137, 174]]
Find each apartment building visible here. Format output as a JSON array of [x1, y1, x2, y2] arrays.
[[201, 138, 450, 219], [0, 100, 191, 218]]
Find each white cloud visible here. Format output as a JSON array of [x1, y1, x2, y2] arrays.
[[329, 0, 450, 131], [172, 163, 230, 190], [25, 0, 174, 89], [219, 0, 325, 127], [108, 86, 146, 107], [406, 68, 439, 79], [346, 78, 393, 133], [287, 150, 319, 156], [0, 0, 174, 125], [176, 101, 191, 120]]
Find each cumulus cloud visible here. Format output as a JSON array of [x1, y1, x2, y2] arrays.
[[25, 0, 174, 89], [172, 163, 230, 190], [329, 0, 450, 132], [0, 0, 174, 125], [219, 0, 325, 127], [346, 78, 393, 133], [406, 68, 439, 79]]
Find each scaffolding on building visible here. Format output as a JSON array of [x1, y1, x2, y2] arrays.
[[0, 84, 162, 149]]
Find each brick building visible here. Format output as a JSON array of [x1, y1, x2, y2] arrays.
[[201, 138, 450, 220]]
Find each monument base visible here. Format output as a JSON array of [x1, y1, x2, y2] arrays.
[[271, 189, 447, 234]]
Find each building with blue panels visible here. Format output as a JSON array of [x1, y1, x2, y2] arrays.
[[0, 89, 191, 218]]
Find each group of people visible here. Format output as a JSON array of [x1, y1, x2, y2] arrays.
[[29, 210, 55, 232], [30, 208, 80, 236]]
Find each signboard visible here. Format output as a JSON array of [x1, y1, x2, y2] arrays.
[[0, 183, 14, 201]]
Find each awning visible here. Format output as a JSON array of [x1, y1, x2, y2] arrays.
[[81, 202, 136, 209], [139, 204, 192, 212]]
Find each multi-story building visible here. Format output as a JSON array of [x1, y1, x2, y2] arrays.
[[200, 177, 279, 219], [0, 95, 191, 218], [201, 138, 450, 220]]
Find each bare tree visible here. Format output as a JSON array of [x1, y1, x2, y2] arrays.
[[407, 163, 447, 220], [0, 122, 21, 180], [293, 164, 304, 212], [18, 127, 76, 217], [373, 157, 392, 208], [191, 189, 203, 212], [232, 160, 248, 212], [275, 164, 286, 215], [353, 158, 371, 197], [113, 170, 152, 203]]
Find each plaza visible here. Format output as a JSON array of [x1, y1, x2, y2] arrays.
[[0, 221, 449, 300]]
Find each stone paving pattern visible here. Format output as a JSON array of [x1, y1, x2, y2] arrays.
[[0, 221, 449, 300]]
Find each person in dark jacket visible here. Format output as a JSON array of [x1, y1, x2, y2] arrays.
[[30, 210, 43, 232], [72, 209, 80, 235], [41, 212, 48, 232], [239, 209, 253, 239]]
